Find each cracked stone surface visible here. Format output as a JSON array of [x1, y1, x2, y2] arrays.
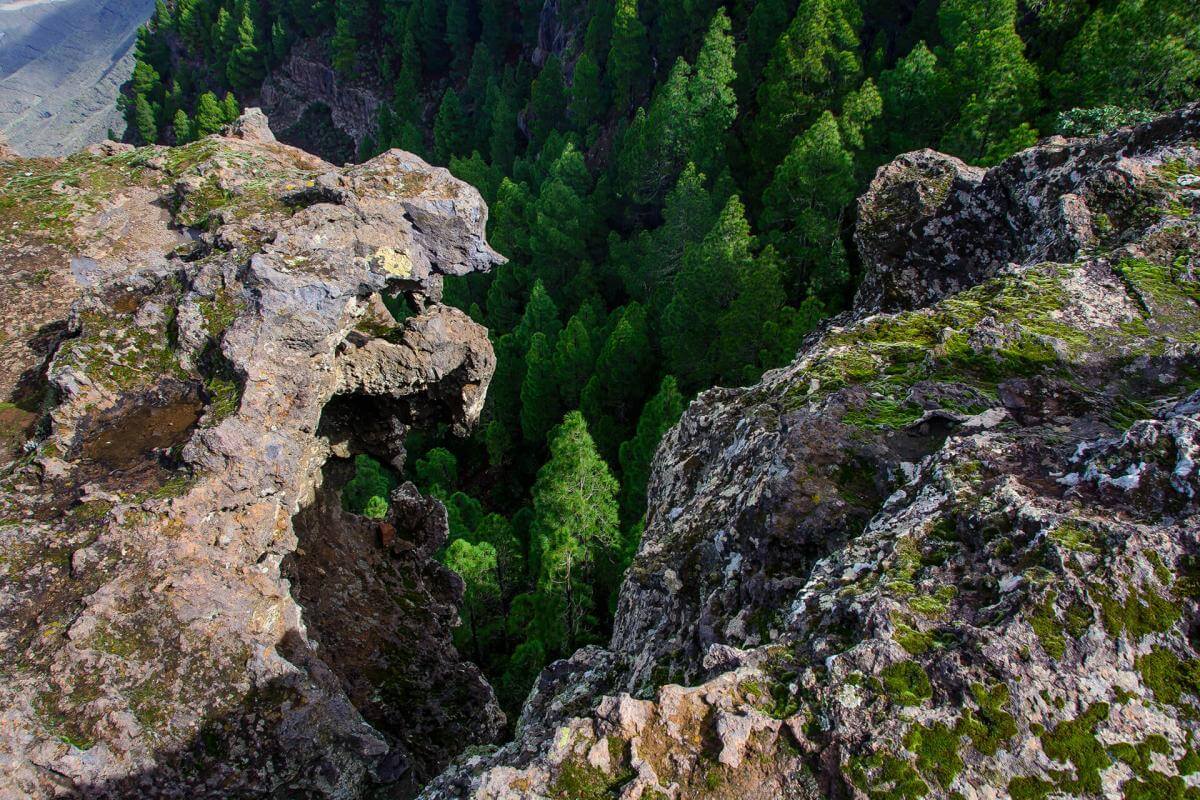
[[0, 112, 504, 798]]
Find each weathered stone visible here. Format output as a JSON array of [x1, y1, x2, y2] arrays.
[[0, 111, 503, 799]]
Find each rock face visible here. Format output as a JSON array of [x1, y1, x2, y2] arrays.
[[0, 112, 504, 798], [257, 37, 384, 163], [422, 106, 1200, 799]]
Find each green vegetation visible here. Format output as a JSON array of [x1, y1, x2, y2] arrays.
[[962, 682, 1017, 756], [118, 0, 1200, 721], [342, 454, 397, 518], [880, 661, 933, 706]]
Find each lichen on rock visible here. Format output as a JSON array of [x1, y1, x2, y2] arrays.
[[0, 111, 504, 799]]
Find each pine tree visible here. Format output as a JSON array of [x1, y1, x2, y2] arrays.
[[528, 146, 594, 297], [133, 94, 158, 144], [937, 0, 1039, 163], [878, 42, 948, 155], [271, 19, 291, 63], [520, 332, 563, 443], [761, 111, 857, 297], [444, 538, 499, 662], [445, 0, 473, 72], [1057, 0, 1200, 113], [513, 280, 561, 349], [663, 195, 757, 389], [570, 51, 605, 132], [193, 91, 226, 136], [414, 447, 458, 492], [172, 109, 193, 143], [226, 10, 264, 89], [342, 454, 395, 514], [222, 92, 241, 123], [734, 0, 790, 103], [752, 0, 863, 176], [687, 10, 737, 176], [530, 412, 620, 649], [580, 302, 654, 460], [552, 315, 596, 408], [608, 0, 650, 109], [529, 56, 568, 150], [617, 376, 684, 525], [433, 88, 470, 163]]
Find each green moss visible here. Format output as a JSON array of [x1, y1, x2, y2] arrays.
[[1029, 590, 1066, 660], [844, 395, 926, 430], [963, 683, 1017, 756], [549, 749, 633, 800], [1040, 702, 1111, 794], [904, 721, 963, 788], [908, 586, 956, 618], [848, 752, 929, 799], [33, 690, 96, 750], [881, 661, 933, 706], [893, 618, 934, 655], [1138, 648, 1200, 708], [1049, 521, 1102, 555], [198, 287, 244, 339], [1094, 583, 1180, 639], [1007, 776, 1056, 800]]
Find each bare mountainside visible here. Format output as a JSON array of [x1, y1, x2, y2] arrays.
[[0, 0, 152, 156]]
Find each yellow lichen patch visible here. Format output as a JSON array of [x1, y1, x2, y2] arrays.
[[371, 247, 414, 278]]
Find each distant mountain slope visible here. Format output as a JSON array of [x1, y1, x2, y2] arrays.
[[0, 0, 153, 155]]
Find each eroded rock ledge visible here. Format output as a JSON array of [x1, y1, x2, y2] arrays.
[[423, 105, 1200, 799], [0, 112, 503, 798]]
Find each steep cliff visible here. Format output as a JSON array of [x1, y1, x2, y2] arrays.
[[423, 106, 1200, 799], [0, 110, 504, 798]]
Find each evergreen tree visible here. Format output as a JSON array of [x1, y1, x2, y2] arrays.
[[513, 280, 561, 349], [445, 0, 473, 72], [342, 454, 395, 514], [172, 109, 193, 144], [530, 412, 620, 649], [580, 302, 654, 460], [752, 0, 862, 176], [761, 110, 858, 299], [1057, 0, 1200, 113], [133, 94, 158, 144], [529, 56, 568, 150], [663, 195, 764, 389], [608, 0, 650, 109], [414, 447, 459, 492], [570, 51, 605, 132], [444, 538, 500, 662], [227, 10, 264, 89], [194, 91, 227, 136], [937, 0, 1039, 163], [617, 376, 684, 525], [552, 315, 596, 408], [520, 332, 564, 444], [434, 88, 470, 163], [221, 92, 241, 123], [877, 42, 948, 156]]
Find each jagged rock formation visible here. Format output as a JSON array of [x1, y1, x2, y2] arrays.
[[422, 106, 1200, 799], [0, 111, 504, 798]]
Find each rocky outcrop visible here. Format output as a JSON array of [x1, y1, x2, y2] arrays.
[[422, 106, 1200, 799], [258, 37, 384, 161], [0, 112, 504, 798]]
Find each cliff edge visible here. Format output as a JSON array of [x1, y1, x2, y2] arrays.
[[0, 111, 504, 798], [424, 106, 1200, 800]]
